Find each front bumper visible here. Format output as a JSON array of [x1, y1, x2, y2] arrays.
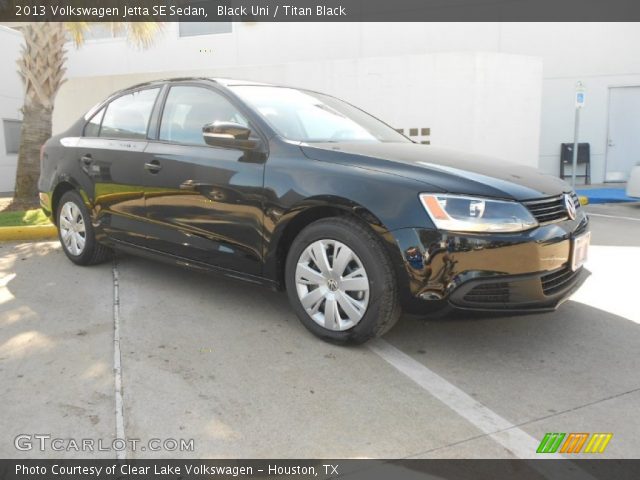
[[447, 264, 589, 312], [389, 211, 590, 314]]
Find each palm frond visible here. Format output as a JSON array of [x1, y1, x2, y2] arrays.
[[124, 22, 165, 48], [62, 21, 163, 49], [64, 21, 90, 47]]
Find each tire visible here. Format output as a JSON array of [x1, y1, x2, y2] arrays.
[[285, 217, 401, 344], [56, 190, 112, 266]]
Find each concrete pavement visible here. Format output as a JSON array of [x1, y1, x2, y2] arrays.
[[0, 242, 115, 458], [1, 203, 639, 459]]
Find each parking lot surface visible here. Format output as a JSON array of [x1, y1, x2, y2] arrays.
[[1, 203, 639, 459]]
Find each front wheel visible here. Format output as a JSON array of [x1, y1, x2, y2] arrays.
[[56, 190, 111, 265], [285, 217, 401, 344]]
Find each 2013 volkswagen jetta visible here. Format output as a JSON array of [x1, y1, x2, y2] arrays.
[[39, 78, 590, 343]]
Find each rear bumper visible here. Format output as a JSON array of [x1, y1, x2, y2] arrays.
[[39, 191, 53, 220], [388, 211, 590, 314]]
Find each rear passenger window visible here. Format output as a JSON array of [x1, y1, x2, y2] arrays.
[[84, 107, 105, 137], [99, 88, 159, 139]]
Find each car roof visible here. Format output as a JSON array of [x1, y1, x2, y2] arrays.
[[211, 77, 273, 87], [120, 77, 275, 93]]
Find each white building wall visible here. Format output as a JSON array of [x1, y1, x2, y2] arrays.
[[498, 23, 640, 183], [54, 52, 543, 169], [0, 26, 23, 193], [55, 22, 640, 184]]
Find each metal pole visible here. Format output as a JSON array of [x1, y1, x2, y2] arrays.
[[571, 106, 580, 189]]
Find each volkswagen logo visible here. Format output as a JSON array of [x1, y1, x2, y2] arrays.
[[564, 193, 577, 220], [327, 279, 339, 292]]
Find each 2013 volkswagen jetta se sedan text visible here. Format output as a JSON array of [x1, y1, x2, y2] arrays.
[[39, 78, 590, 344]]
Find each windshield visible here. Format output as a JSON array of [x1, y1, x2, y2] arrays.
[[230, 85, 410, 143]]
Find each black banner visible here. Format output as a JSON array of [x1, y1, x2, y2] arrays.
[[1, 459, 640, 480], [1, 0, 640, 22]]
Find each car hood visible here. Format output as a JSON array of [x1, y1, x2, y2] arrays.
[[300, 142, 570, 201]]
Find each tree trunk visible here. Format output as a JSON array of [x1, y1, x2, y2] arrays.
[[13, 22, 67, 203], [13, 105, 52, 202]]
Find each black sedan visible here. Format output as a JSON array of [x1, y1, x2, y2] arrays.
[[38, 78, 590, 343]]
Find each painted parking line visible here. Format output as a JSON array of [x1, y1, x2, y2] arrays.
[[368, 339, 558, 460], [112, 259, 126, 460], [369, 340, 603, 479], [369, 340, 607, 480], [587, 213, 640, 222]]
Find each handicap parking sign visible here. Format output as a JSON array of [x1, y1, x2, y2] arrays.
[[576, 87, 586, 108]]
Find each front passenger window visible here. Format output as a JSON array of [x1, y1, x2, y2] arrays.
[[159, 86, 248, 146]]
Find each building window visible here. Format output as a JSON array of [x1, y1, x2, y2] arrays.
[[396, 126, 431, 145], [66, 25, 125, 43], [85, 25, 125, 40], [178, 22, 232, 37], [3, 119, 22, 154]]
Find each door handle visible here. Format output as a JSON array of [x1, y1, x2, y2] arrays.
[[608, 139, 615, 147], [80, 154, 93, 165], [144, 160, 162, 173]]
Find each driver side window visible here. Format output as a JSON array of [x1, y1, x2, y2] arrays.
[[159, 86, 247, 146]]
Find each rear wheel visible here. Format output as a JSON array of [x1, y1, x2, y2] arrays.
[[57, 190, 111, 265], [285, 217, 401, 344]]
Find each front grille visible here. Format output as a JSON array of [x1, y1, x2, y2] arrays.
[[522, 193, 579, 224], [463, 282, 510, 304], [541, 265, 580, 296]]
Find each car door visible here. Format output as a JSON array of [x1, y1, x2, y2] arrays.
[[142, 84, 267, 275], [79, 87, 161, 246]]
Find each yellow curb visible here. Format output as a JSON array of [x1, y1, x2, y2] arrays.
[[0, 225, 58, 242], [579, 196, 589, 206]]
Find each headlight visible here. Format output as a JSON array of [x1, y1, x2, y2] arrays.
[[419, 194, 538, 233]]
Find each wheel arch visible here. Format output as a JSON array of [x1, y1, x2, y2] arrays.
[[266, 196, 404, 289], [50, 178, 89, 226]]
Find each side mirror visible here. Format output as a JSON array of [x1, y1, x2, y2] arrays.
[[202, 121, 259, 150]]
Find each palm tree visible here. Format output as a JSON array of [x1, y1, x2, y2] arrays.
[[13, 22, 162, 204]]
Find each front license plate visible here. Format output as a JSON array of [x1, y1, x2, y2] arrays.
[[571, 231, 590, 271]]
